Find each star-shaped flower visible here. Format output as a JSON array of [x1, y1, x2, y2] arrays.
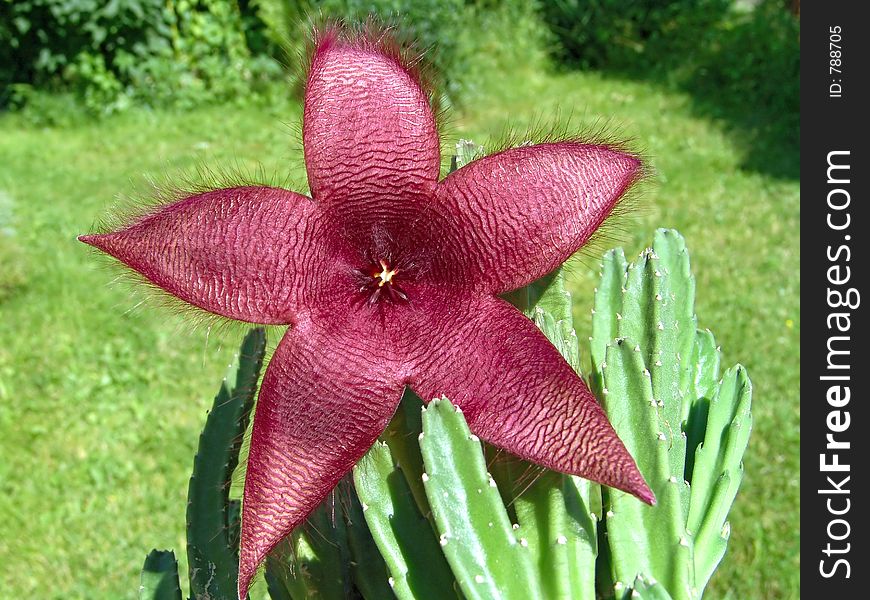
[[80, 27, 653, 599]]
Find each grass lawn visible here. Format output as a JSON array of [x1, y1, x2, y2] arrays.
[[0, 66, 799, 599]]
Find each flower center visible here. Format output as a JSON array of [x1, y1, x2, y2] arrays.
[[355, 258, 409, 305], [375, 260, 398, 287]]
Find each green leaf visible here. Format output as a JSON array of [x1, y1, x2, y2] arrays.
[[354, 440, 457, 599], [264, 568, 294, 600], [593, 230, 752, 600], [503, 267, 598, 600], [645, 229, 698, 405], [420, 398, 543, 600], [187, 327, 266, 600], [619, 229, 695, 469], [511, 472, 599, 600], [139, 549, 182, 600], [686, 330, 720, 420], [683, 329, 721, 478], [227, 499, 241, 559], [264, 553, 307, 600], [616, 233, 695, 599], [593, 231, 698, 599], [526, 268, 583, 376]]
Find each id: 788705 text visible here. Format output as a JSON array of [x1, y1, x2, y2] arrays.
[[830, 26, 843, 98]]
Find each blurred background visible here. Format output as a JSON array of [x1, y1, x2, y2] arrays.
[[0, 1, 799, 598]]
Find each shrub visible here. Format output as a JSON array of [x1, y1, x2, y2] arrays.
[[682, 0, 799, 177], [3, 0, 547, 116], [539, 0, 731, 72], [135, 229, 753, 600], [1, 0, 280, 115], [686, 0, 799, 123]]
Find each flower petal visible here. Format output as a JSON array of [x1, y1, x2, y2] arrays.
[[238, 321, 405, 598], [79, 186, 322, 324], [435, 143, 642, 294], [303, 31, 440, 209], [408, 294, 653, 504]]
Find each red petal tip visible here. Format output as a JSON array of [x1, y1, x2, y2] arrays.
[[637, 483, 657, 506], [77, 232, 114, 254]]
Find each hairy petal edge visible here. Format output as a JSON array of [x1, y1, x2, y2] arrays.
[[303, 32, 440, 214], [79, 186, 322, 324], [434, 143, 643, 294]]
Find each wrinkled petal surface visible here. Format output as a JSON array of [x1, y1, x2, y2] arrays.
[[435, 143, 642, 294], [79, 187, 321, 324], [408, 294, 653, 503], [303, 33, 440, 217], [239, 319, 405, 598]]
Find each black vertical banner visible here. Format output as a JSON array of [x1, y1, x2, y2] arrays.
[[803, 1, 867, 595]]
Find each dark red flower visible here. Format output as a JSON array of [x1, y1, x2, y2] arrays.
[[80, 27, 653, 598]]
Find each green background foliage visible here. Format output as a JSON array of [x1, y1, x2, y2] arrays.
[[1, 0, 280, 116], [0, 1, 798, 598], [540, 0, 733, 71]]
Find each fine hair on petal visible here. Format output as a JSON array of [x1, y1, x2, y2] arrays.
[[261, 480, 357, 578], [299, 15, 444, 119], [446, 111, 655, 282], [81, 161, 302, 340], [484, 444, 552, 509]]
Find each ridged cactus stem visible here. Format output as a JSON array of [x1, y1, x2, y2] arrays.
[[592, 230, 751, 600], [186, 327, 266, 599], [420, 398, 544, 600], [353, 440, 457, 599]]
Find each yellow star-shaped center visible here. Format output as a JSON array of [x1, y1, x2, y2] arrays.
[[375, 260, 398, 287]]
